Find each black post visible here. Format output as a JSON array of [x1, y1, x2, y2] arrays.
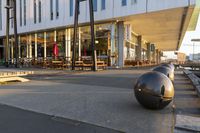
[[5, 0, 10, 67], [89, 0, 96, 71], [13, 0, 19, 68], [72, 0, 79, 70], [72, 0, 96, 71]]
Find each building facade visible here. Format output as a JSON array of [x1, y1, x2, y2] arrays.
[[0, 0, 198, 67], [189, 53, 200, 61]]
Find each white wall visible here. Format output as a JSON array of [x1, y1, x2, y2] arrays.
[[0, 0, 195, 37]]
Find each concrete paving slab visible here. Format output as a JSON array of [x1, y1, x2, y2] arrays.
[[0, 69, 174, 133], [174, 72, 200, 133], [175, 115, 200, 132], [0, 104, 122, 133], [174, 73, 200, 116]]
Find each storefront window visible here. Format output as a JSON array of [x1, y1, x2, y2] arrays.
[[79, 23, 112, 64], [125, 42, 136, 60], [46, 31, 54, 59], [57, 30, 65, 58], [142, 49, 147, 60], [68, 23, 115, 65], [31, 34, 35, 58], [20, 35, 28, 58], [37, 33, 44, 58], [0, 39, 4, 64], [10, 37, 16, 63]]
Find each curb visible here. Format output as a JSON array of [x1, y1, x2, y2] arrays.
[[183, 69, 200, 97]]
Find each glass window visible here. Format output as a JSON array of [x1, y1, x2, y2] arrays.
[[122, 0, 127, 6], [93, 0, 97, 12], [34, 0, 36, 23], [20, 0, 22, 26], [24, 0, 26, 25], [101, 0, 105, 10], [50, 0, 53, 20], [37, 33, 44, 58], [39, 0, 42, 23], [131, 0, 137, 5], [56, 0, 59, 19], [57, 30, 66, 58], [31, 34, 36, 58], [76, 24, 112, 65], [20, 35, 28, 58], [70, 0, 73, 16], [46, 31, 54, 58]]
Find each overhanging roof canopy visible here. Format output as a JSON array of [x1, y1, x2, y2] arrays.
[[188, 0, 200, 31], [124, 6, 197, 51]]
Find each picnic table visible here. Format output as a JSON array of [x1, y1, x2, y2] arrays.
[[75, 60, 107, 70], [51, 61, 63, 68], [49, 60, 70, 69], [97, 61, 107, 70]]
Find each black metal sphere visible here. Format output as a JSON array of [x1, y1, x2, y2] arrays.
[[153, 66, 174, 81], [161, 63, 175, 72], [134, 72, 174, 109]]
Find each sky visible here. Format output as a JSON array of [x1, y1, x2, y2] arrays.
[[179, 14, 200, 56]]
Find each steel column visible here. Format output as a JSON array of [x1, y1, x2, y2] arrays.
[[72, 0, 79, 70], [5, 0, 10, 67], [13, 0, 19, 68], [72, 0, 96, 71], [89, 0, 97, 71]]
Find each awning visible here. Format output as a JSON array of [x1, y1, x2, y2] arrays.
[[123, 5, 198, 51]]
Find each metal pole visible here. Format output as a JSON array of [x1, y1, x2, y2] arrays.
[[89, 0, 97, 71], [72, 0, 79, 70], [13, 0, 19, 68], [5, 0, 10, 67], [193, 42, 194, 60]]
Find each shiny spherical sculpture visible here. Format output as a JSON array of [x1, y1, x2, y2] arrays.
[[134, 72, 174, 109], [161, 63, 175, 72], [153, 66, 174, 81]]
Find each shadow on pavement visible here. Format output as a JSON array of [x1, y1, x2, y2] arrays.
[[0, 104, 123, 133], [27, 74, 138, 89]]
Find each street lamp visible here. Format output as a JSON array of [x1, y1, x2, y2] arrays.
[[4, 0, 13, 67], [4, 0, 19, 68], [72, 0, 97, 71], [13, 0, 19, 68]]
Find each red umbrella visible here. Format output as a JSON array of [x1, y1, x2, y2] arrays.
[[53, 43, 59, 57]]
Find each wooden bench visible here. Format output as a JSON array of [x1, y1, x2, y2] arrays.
[[97, 61, 107, 70], [75, 61, 92, 70], [51, 61, 63, 69], [74, 60, 107, 70]]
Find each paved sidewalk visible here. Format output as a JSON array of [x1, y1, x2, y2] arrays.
[[0, 69, 174, 133], [0, 104, 122, 133], [0, 69, 199, 133]]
